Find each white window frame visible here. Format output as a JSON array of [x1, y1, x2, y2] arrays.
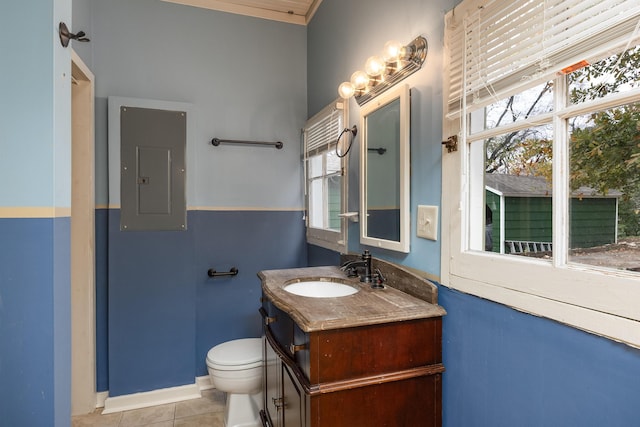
[[303, 100, 349, 253], [442, 0, 640, 348]]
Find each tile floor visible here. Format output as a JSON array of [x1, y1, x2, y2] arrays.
[[71, 389, 226, 427]]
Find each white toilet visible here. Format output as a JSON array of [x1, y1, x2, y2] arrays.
[[206, 338, 264, 427]]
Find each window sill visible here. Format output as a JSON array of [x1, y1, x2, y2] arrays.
[[444, 250, 640, 348]]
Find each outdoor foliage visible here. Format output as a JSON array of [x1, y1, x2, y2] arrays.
[[484, 82, 553, 177], [484, 46, 640, 236]]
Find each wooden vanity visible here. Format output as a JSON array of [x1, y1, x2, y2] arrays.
[[259, 262, 446, 427]]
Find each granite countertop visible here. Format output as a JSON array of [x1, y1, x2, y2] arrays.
[[259, 266, 446, 332]]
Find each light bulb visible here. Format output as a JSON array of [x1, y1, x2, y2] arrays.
[[364, 55, 385, 76], [350, 70, 369, 90], [382, 40, 404, 62], [338, 81, 355, 99]]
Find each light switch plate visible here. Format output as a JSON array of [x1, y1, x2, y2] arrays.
[[417, 205, 438, 240]]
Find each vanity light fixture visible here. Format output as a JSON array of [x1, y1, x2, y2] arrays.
[[338, 35, 427, 105]]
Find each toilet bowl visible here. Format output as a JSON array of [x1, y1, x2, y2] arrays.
[[206, 338, 263, 427]]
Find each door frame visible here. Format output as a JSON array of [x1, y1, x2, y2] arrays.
[[71, 49, 96, 415]]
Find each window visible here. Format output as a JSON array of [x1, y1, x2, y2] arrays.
[[303, 100, 349, 252], [443, 0, 640, 347]]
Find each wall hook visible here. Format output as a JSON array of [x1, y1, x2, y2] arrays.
[[59, 22, 90, 48]]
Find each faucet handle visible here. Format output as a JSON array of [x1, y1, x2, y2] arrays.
[[371, 268, 386, 289], [345, 266, 359, 278]]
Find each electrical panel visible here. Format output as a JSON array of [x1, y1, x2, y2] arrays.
[[120, 106, 186, 231]]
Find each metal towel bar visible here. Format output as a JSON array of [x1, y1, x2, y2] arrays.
[[211, 138, 283, 149], [207, 267, 239, 278]]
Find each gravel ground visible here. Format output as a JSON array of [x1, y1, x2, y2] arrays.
[[570, 237, 640, 270]]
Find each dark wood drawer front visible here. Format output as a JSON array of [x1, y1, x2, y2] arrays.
[[310, 318, 442, 383], [310, 374, 442, 427]]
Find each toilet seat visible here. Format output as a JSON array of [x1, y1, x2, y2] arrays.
[[207, 338, 262, 371]]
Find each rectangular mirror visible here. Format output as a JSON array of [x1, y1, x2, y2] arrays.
[[360, 84, 410, 252]]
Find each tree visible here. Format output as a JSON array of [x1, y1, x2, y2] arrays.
[[570, 106, 640, 195], [568, 46, 640, 237], [484, 46, 640, 236], [570, 105, 640, 236], [484, 82, 553, 177]]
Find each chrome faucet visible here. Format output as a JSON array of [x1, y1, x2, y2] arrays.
[[340, 250, 373, 283]]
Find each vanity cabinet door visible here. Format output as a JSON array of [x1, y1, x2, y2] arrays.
[[263, 335, 306, 427], [263, 337, 281, 427], [282, 363, 305, 427]]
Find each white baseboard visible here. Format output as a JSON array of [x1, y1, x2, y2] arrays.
[[96, 391, 109, 408], [102, 383, 201, 414], [195, 375, 214, 390]]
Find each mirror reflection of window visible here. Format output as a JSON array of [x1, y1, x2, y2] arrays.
[[366, 98, 401, 241]]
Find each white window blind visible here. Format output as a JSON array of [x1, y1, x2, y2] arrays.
[[304, 101, 343, 156], [445, 0, 640, 117]]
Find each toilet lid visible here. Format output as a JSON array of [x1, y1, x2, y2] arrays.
[[207, 338, 262, 367]]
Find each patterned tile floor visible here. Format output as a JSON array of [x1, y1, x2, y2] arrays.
[[72, 389, 226, 427]]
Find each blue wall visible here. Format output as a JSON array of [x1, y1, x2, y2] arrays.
[[0, 0, 72, 425], [107, 210, 305, 395], [0, 219, 71, 426], [308, 0, 445, 271], [440, 287, 640, 426], [307, 0, 640, 425], [95, 209, 109, 391], [192, 211, 307, 377], [85, 0, 308, 395]]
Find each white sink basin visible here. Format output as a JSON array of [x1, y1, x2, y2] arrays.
[[283, 281, 358, 298]]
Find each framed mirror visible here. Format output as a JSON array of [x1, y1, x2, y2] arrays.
[[360, 84, 410, 253]]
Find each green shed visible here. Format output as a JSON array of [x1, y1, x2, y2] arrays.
[[485, 174, 620, 254]]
